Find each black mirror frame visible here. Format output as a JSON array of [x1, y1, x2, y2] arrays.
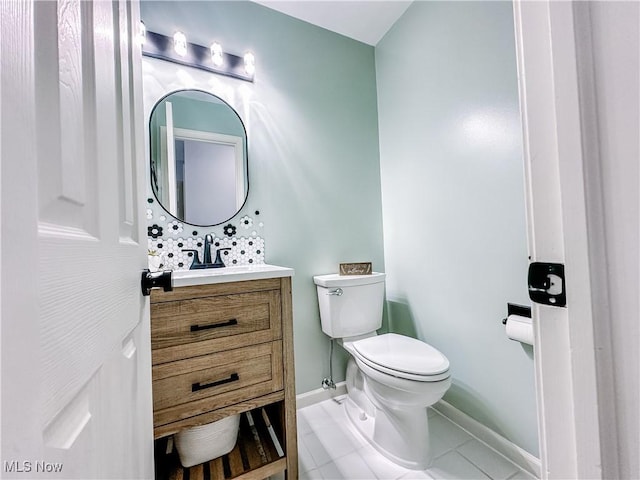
[[148, 88, 249, 227]]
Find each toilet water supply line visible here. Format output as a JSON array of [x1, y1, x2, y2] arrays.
[[322, 338, 337, 390]]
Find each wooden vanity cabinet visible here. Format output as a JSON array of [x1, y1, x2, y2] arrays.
[[150, 276, 297, 480]]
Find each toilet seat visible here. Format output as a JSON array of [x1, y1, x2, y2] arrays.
[[352, 333, 450, 382]]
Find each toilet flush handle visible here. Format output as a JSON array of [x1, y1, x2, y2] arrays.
[[327, 288, 344, 296]]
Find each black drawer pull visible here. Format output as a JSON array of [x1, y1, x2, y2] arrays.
[[192, 373, 240, 392], [190, 318, 238, 332]]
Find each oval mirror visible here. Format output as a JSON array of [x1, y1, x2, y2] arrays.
[[149, 90, 248, 226]]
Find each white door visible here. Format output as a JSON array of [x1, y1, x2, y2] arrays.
[[182, 139, 238, 225], [1, 1, 153, 479], [513, 1, 605, 478]]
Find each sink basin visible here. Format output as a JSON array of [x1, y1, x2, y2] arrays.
[[171, 264, 294, 287]]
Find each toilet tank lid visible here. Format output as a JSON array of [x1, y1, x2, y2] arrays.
[[313, 272, 385, 287]]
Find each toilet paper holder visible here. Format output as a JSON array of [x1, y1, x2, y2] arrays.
[[502, 303, 531, 324]]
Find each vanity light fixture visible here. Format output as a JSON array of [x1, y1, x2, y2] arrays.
[[210, 42, 224, 67], [173, 31, 187, 57], [141, 29, 255, 82], [243, 51, 255, 76]]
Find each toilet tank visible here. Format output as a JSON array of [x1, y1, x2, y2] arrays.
[[313, 272, 386, 338]]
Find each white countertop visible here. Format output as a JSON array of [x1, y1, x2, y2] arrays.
[[171, 264, 294, 288]]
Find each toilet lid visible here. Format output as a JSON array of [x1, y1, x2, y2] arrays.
[[352, 333, 449, 377]]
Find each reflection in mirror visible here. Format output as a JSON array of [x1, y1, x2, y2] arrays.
[[149, 90, 248, 226]]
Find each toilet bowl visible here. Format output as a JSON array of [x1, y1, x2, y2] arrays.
[[342, 333, 451, 468], [313, 273, 451, 469]]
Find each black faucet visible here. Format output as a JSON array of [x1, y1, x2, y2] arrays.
[[203, 234, 214, 264], [212, 247, 232, 268], [182, 234, 231, 269], [181, 249, 203, 269]]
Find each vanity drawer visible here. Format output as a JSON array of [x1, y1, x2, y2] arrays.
[[151, 289, 282, 364], [152, 341, 283, 427]]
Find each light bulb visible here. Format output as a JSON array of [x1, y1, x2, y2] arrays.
[[243, 51, 255, 76], [210, 42, 223, 67], [173, 31, 187, 57]]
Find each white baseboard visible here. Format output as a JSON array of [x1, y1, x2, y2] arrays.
[[433, 400, 541, 478], [296, 381, 347, 409]]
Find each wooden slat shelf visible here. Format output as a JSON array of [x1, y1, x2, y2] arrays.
[[155, 405, 287, 480]]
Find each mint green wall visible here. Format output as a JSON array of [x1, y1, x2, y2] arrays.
[[376, 1, 538, 455], [141, 1, 385, 393], [151, 97, 245, 139]]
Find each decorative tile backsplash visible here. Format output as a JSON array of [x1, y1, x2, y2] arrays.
[[146, 198, 266, 271]]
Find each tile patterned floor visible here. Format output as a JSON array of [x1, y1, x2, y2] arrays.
[[295, 396, 537, 480]]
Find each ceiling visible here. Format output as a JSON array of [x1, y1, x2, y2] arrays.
[[253, 1, 413, 46]]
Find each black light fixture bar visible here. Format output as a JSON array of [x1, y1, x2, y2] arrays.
[[142, 31, 254, 83]]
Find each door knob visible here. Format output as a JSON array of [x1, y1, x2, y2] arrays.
[[141, 269, 173, 296]]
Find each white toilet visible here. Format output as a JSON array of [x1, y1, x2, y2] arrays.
[[314, 272, 451, 469]]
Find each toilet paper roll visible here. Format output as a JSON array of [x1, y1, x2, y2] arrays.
[[505, 314, 534, 345]]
